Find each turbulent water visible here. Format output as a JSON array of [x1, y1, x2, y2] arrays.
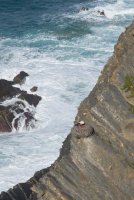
[[0, 0, 134, 192]]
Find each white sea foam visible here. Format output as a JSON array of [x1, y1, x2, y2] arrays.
[[95, 0, 134, 19]]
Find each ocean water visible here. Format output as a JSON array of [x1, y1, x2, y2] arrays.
[[0, 0, 134, 192]]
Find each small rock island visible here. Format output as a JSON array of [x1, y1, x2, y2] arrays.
[[0, 72, 41, 132]]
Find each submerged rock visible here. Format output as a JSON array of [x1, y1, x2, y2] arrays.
[[79, 7, 89, 12], [30, 86, 38, 92], [1, 21, 134, 199], [97, 10, 105, 16]]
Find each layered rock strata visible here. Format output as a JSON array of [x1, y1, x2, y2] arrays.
[[0, 21, 134, 199]]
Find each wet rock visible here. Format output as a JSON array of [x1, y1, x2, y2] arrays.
[[0, 79, 21, 101], [13, 71, 29, 85], [0, 105, 14, 132], [19, 91, 42, 107], [0, 102, 37, 132], [98, 10, 105, 16], [0, 73, 41, 132], [11, 101, 36, 130], [79, 7, 89, 12], [30, 86, 38, 92]]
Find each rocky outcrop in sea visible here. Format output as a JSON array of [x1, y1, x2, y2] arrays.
[[0, 72, 41, 132], [0, 21, 134, 199]]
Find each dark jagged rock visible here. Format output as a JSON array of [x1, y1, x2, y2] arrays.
[[1, 21, 134, 199], [11, 101, 37, 130], [13, 71, 29, 85], [0, 105, 14, 132], [0, 73, 41, 132], [0, 102, 37, 132], [19, 92, 42, 107], [30, 87, 38, 92], [0, 79, 21, 101]]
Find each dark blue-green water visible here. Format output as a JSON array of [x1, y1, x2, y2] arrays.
[[0, 0, 134, 192]]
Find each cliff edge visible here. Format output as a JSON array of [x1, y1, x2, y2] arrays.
[[1, 21, 134, 200]]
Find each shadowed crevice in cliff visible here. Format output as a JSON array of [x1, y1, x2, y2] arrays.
[[1, 21, 134, 200]]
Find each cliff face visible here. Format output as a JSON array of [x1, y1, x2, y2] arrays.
[[1, 21, 134, 200]]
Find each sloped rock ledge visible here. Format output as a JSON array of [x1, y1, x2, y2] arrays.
[[0, 21, 134, 200]]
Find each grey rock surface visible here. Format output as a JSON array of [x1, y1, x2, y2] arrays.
[[0, 21, 134, 199]]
